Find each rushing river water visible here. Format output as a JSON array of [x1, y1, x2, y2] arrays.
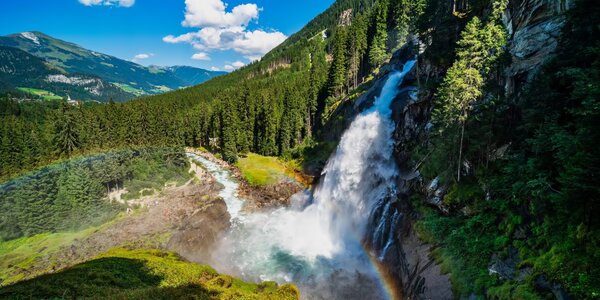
[[188, 60, 416, 300]]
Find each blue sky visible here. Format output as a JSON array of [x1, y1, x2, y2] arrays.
[[0, 0, 334, 71]]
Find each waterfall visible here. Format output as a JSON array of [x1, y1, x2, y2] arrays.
[[207, 60, 417, 299]]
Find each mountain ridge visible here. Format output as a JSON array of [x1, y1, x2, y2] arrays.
[[0, 31, 226, 102]]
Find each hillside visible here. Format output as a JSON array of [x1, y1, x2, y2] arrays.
[[0, 248, 299, 300], [0, 32, 225, 101]]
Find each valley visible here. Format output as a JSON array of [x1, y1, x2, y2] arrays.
[[0, 32, 226, 102]]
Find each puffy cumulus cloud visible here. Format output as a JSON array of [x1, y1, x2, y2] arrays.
[[132, 53, 153, 62], [231, 61, 245, 68], [210, 67, 221, 71], [164, 0, 287, 63], [182, 0, 259, 28], [79, 0, 135, 7], [230, 30, 287, 56], [191, 52, 211, 61], [223, 60, 245, 71]]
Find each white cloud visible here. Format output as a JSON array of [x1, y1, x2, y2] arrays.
[[191, 52, 211, 61], [230, 30, 287, 56], [79, 0, 135, 7], [231, 61, 245, 68], [164, 0, 287, 63], [246, 55, 262, 62], [181, 0, 259, 28], [210, 67, 221, 71], [223, 60, 245, 71], [132, 53, 153, 62]]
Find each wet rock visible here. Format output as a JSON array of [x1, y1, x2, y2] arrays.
[[239, 180, 303, 211], [535, 275, 572, 300], [167, 197, 231, 263]]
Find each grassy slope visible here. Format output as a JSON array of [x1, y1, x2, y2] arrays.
[[0, 219, 121, 285], [0, 248, 299, 299], [17, 87, 62, 100]]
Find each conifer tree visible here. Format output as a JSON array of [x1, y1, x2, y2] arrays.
[[369, 0, 390, 69], [53, 103, 80, 157]]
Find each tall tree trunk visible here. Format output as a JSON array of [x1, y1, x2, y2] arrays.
[[457, 121, 465, 182]]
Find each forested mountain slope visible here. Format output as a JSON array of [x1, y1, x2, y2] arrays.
[[0, 32, 225, 101]]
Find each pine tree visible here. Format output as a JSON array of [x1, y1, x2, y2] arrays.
[[368, 0, 390, 69], [347, 13, 369, 89], [328, 27, 349, 98], [432, 0, 508, 181], [53, 103, 80, 158]]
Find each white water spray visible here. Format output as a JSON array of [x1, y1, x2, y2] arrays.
[[202, 60, 416, 299]]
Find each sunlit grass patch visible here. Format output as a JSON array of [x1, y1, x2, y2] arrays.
[[0, 247, 300, 299], [235, 153, 298, 186], [17, 87, 63, 100]]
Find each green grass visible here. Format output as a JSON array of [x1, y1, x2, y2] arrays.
[[235, 153, 299, 186], [17, 87, 63, 100], [0, 218, 122, 285], [112, 82, 147, 96], [0, 248, 300, 299], [150, 85, 172, 93]]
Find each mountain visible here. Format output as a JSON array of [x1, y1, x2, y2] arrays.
[[0, 32, 225, 101], [0, 46, 133, 101]]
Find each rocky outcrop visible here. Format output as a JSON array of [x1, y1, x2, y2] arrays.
[[238, 179, 304, 211], [167, 197, 231, 263], [504, 0, 571, 93]]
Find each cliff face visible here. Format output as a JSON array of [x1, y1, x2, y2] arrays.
[[375, 0, 571, 298], [504, 0, 571, 93]]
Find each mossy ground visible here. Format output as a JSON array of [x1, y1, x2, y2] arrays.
[[0, 248, 299, 299]]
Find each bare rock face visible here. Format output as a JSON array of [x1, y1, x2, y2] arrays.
[[504, 0, 571, 92], [166, 197, 231, 263], [239, 180, 303, 211]]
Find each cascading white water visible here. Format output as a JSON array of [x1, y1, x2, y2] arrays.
[[204, 60, 416, 299]]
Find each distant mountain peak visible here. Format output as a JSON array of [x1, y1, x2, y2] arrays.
[[19, 32, 41, 45], [0, 32, 225, 102]]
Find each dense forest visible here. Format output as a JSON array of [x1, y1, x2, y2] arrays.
[[410, 0, 599, 298], [0, 0, 598, 298], [0, 148, 191, 241]]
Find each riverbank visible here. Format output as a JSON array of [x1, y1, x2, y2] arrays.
[[186, 148, 306, 211]]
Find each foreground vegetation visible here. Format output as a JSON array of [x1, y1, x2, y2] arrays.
[[410, 0, 600, 298], [0, 248, 299, 299]]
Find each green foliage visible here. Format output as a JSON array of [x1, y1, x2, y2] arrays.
[[0, 148, 189, 242], [0, 248, 300, 299], [368, 0, 390, 68], [328, 27, 348, 98], [414, 0, 600, 298]]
